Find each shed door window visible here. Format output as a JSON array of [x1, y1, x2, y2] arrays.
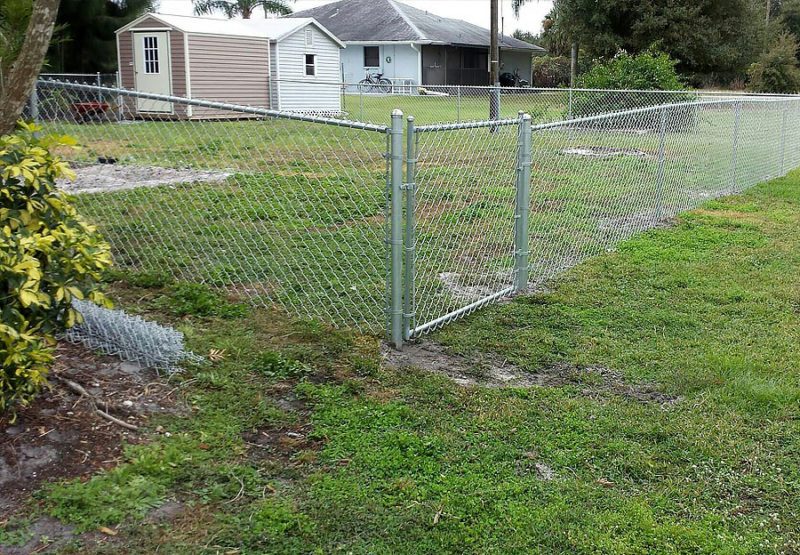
[[305, 54, 316, 76], [364, 46, 380, 67], [143, 36, 160, 74]]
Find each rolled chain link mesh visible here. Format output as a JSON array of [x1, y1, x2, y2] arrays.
[[30, 79, 800, 344], [63, 299, 201, 371]]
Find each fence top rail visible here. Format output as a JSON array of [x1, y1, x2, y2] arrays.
[[38, 79, 390, 133], [414, 116, 522, 133], [528, 96, 800, 132]]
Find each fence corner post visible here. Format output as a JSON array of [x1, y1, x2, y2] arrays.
[[513, 112, 532, 293], [729, 100, 742, 193], [389, 109, 404, 349], [29, 81, 39, 121], [404, 116, 416, 341], [780, 102, 789, 176], [655, 106, 667, 221]]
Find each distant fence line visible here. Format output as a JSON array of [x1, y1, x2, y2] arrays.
[[32, 80, 800, 349]]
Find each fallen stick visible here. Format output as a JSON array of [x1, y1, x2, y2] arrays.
[[95, 408, 139, 431], [55, 375, 140, 431]]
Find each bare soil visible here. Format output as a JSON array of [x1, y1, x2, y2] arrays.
[[57, 164, 231, 194], [0, 342, 186, 521], [383, 341, 680, 404]]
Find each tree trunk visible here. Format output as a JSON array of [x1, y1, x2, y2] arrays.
[[0, 0, 60, 135]]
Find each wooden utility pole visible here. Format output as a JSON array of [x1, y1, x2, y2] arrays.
[[490, 0, 500, 120], [570, 42, 578, 87]]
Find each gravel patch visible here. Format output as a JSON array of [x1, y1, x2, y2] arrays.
[[57, 164, 231, 194], [563, 146, 652, 158]]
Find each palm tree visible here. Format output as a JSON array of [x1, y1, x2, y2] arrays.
[[192, 0, 293, 19]]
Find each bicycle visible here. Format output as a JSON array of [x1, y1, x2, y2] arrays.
[[358, 71, 393, 94]]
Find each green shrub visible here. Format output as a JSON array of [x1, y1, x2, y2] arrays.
[[1, 121, 112, 415], [531, 56, 572, 88], [572, 47, 694, 130], [747, 33, 800, 93]]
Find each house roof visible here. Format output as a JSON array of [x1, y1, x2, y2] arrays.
[[116, 13, 344, 47], [286, 0, 545, 52]]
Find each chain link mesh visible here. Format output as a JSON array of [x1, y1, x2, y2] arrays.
[[30, 79, 800, 341], [38, 80, 390, 332], [525, 99, 800, 288], [409, 119, 521, 335]]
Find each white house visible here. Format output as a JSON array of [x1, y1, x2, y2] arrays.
[[287, 0, 545, 87], [116, 13, 345, 117]]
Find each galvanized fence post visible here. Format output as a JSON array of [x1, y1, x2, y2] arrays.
[[29, 81, 39, 121], [567, 88, 573, 121], [457, 86, 461, 122], [359, 87, 364, 122], [655, 106, 667, 221], [729, 101, 742, 193], [389, 109, 405, 349], [404, 116, 417, 340], [116, 71, 124, 121], [780, 102, 788, 175], [513, 112, 532, 293]]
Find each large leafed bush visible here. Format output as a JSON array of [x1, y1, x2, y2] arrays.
[[1, 121, 112, 415]]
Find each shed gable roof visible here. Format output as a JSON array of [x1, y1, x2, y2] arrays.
[[116, 13, 344, 47], [287, 0, 545, 52]]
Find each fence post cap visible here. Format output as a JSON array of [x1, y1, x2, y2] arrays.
[[407, 115, 415, 122], [522, 113, 532, 122], [391, 109, 403, 117]]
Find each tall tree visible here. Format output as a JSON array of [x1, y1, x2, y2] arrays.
[[47, 0, 156, 73], [513, 0, 764, 79], [0, 0, 60, 134], [192, 0, 292, 19]]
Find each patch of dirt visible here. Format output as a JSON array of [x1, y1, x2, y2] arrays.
[[57, 164, 231, 194], [598, 212, 674, 233], [382, 341, 680, 405], [242, 382, 322, 465], [0, 342, 187, 520], [437, 271, 513, 301], [0, 516, 78, 554], [563, 146, 653, 158]]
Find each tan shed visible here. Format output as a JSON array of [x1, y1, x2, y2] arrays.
[[115, 13, 344, 118]]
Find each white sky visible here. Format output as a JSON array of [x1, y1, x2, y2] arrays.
[[157, 0, 554, 35]]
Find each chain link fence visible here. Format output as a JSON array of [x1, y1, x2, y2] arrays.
[[31, 79, 800, 347], [398, 97, 800, 340], [37, 80, 391, 333]]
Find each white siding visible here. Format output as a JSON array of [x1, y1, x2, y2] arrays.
[[341, 44, 421, 92], [276, 24, 341, 113]]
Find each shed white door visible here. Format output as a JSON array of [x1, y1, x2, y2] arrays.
[[133, 32, 172, 112]]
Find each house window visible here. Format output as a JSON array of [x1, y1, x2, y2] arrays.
[[143, 36, 160, 74], [305, 28, 313, 46], [364, 46, 380, 67], [305, 54, 316, 76]]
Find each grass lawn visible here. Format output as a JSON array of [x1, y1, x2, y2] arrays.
[[3, 169, 800, 553]]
